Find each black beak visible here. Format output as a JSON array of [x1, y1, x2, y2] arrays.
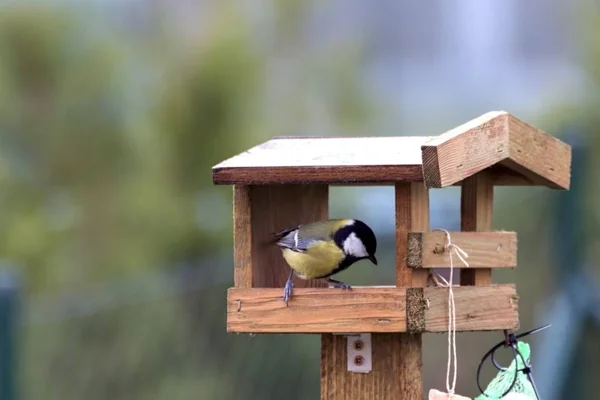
[[368, 254, 378, 265]]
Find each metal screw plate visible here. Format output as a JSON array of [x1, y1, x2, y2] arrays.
[[347, 333, 372, 373]]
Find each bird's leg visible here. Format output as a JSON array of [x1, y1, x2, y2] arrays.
[[283, 269, 295, 306], [328, 278, 351, 290]]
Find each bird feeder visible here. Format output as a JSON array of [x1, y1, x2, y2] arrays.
[[212, 111, 571, 400]]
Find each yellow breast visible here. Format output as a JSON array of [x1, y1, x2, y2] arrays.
[[281, 241, 344, 279]]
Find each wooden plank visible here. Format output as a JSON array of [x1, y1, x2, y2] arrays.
[[212, 137, 429, 185], [227, 287, 407, 333], [505, 113, 571, 190], [214, 165, 424, 185], [249, 184, 329, 288], [221, 165, 555, 187], [419, 285, 519, 332], [420, 111, 571, 190], [407, 231, 517, 269], [460, 173, 494, 286], [226, 285, 519, 333], [233, 186, 252, 288]]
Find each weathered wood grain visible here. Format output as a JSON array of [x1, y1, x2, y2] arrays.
[[214, 165, 425, 185], [421, 111, 571, 190], [321, 333, 409, 400], [249, 184, 329, 288], [421, 111, 507, 189], [396, 182, 430, 286], [505, 114, 571, 190], [422, 285, 519, 332], [407, 231, 517, 269], [460, 173, 494, 285], [233, 186, 252, 288], [396, 182, 430, 400], [226, 285, 519, 333], [227, 287, 407, 333]]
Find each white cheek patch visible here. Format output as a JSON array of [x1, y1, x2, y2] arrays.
[[343, 232, 368, 258]]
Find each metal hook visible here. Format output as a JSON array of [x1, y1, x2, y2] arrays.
[[476, 324, 550, 399]]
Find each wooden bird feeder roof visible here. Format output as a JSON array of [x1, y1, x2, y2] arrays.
[[212, 111, 571, 189]]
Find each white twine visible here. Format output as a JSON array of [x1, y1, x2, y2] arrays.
[[431, 229, 470, 396]]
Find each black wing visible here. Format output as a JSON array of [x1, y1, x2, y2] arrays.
[[272, 225, 316, 252]]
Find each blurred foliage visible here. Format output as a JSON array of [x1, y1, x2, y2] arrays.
[[0, 1, 372, 399], [1, 0, 597, 399]]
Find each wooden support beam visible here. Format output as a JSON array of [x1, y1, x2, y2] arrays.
[[407, 231, 517, 269], [226, 285, 519, 334], [233, 185, 252, 288], [396, 183, 430, 287], [460, 173, 494, 285], [321, 183, 430, 400], [396, 182, 430, 399]]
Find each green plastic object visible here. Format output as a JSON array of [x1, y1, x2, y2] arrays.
[[475, 341, 536, 399]]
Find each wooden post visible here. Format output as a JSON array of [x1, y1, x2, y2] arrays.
[[396, 182, 430, 398], [460, 172, 493, 286], [320, 183, 429, 400]]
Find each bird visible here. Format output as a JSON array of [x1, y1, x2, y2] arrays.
[[271, 218, 378, 305]]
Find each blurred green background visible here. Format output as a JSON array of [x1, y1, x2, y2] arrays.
[[0, 1, 598, 399]]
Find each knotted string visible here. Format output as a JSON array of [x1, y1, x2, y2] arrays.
[[431, 229, 470, 396]]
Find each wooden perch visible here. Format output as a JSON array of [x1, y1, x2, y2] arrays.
[[421, 111, 572, 190], [227, 285, 519, 334], [407, 231, 517, 269]]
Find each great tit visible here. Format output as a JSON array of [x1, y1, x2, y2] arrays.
[[272, 219, 378, 305]]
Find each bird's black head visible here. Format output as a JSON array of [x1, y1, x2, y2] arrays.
[[333, 219, 378, 265]]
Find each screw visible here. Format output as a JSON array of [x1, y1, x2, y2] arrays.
[[354, 355, 364, 366], [354, 340, 363, 350]]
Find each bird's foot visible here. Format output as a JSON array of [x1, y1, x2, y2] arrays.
[[330, 280, 352, 290], [283, 279, 295, 306]]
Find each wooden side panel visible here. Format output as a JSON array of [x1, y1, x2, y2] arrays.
[[460, 173, 494, 285], [227, 287, 407, 333], [407, 231, 517, 269], [249, 184, 329, 288]]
